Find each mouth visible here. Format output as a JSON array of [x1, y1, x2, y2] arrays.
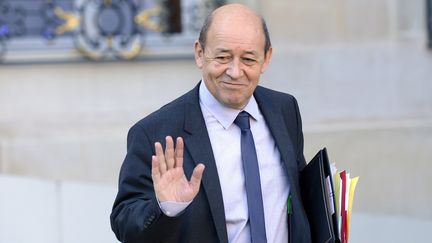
[[220, 81, 247, 89]]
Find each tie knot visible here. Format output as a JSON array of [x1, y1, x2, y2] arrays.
[[234, 111, 250, 130]]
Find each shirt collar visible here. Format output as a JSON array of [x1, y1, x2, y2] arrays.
[[199, 80, 261, 129]]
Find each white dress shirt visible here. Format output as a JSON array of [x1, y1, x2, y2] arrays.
[[160, 81, 290, 243]]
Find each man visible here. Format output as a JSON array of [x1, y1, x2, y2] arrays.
[[111, 4, 311, 243]]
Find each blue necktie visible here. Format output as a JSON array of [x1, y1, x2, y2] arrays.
[[234, 111, 267, 243]]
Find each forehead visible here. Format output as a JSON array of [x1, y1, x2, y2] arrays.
[[206, 10, 265, 54]]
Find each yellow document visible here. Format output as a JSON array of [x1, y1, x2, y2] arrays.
[[347, 176, 359, 240]]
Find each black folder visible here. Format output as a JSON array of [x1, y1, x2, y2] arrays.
[[300, 148, 340, 243]]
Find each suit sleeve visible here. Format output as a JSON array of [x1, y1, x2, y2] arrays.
[[290, 96, 313, 243], [110, 123, 182, 243]]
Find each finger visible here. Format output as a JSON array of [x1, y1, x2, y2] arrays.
[[174, 137, 184, 168], [155, 142, 167, 174], [151, 155, 160, 183], [165, 136, 175, 170], [189, 163, 205, 194]]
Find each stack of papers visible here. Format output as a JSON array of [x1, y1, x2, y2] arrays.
[[333, 168, 359, 243]]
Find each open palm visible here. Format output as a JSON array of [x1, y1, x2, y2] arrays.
[[151, 136, 205, 202]]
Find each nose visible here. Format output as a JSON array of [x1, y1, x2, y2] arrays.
[[225, 58, 244, 79]]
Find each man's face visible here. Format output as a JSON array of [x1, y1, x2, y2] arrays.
[[194, 10, 272, 110]]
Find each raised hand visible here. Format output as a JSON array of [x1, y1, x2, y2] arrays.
[[151, 136, 205, 203]]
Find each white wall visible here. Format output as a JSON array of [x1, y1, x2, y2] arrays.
[[0, 175, 119, 243]]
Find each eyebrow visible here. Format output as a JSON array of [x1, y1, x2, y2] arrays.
[[214, 48, 231, 53], [214, 48, 259, 56], [243, 50, 259, 56]]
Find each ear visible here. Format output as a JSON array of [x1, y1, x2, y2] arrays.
[[194, 41, 204, 69], [260, 46, 273, 74]]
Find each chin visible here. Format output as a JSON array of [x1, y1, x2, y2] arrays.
[[223, 99, 245, 109]]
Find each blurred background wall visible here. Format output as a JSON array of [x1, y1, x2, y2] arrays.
[[0, 0, 431, 242]]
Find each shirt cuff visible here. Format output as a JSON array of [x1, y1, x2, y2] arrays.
[[158, 200, 191, 217]]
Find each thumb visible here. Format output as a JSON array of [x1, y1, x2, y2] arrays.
[[189, 163, 205, 193]]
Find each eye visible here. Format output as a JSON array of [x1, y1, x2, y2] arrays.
[[214, 56, 231, 64], [242, 57, 257, 65]]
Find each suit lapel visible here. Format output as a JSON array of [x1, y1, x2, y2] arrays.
[[182, 83, 229, 243], [254, 87, 299, 194]]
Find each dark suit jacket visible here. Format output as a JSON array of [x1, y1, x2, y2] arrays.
[[110, 82, 312, 243]]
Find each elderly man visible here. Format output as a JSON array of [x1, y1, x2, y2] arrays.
[[111, 3, 311, 243]]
